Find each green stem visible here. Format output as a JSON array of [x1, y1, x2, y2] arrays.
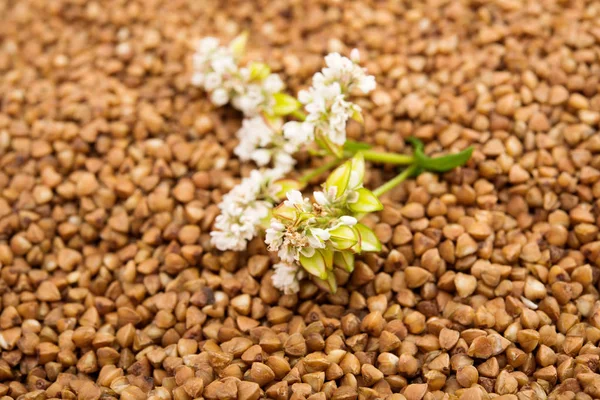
[[360, 150, 414, 165], [373, 165, 418, 197], [354, 165, 418, 221], [299, 158, 345, 185]]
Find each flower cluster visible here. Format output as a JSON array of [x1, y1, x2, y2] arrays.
[[266, 154, 383, 294], [195, 36, 469, 294], [199, 36, 474, 294], [192, 34, 284, 116], [283, 50, 376, 155], [233, 116, 305, 175], [210, 169, 298, 251]]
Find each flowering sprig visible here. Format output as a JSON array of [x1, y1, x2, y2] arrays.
[[266, 141, 474, 294], [195, 34, 473, 294], [283, 50, 376, 158], [266, 154, 383, 293]]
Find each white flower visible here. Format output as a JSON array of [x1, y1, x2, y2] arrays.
[[210, 55, 236, 74], [272, 152, 296, 173], [357, 75, 376, 94], [272, 262, 301, 294], [299, 82, 358, 146], [283, 121, 315, 144], [307, 228, 330, 249], [251, 149, 271, 166], [320, 52, 376, 94], [234, 117, 299, 173], [197, 37, 220, 54], [232, 84, 265, 116], [296, 51, 376, 147], [263, 74, 284, 93], [210, 169, 283, 251], [191, 73, 204, 87], [313, 186, 338, 207], [313, 191, 328, 206], [205, 72, 224, 91], [191, 37, 286, 116], [234, 117, 274, 161], [210, 88, 229, 106], [284, 190, 309, 209], [265, 220, 285, 249], [265, 219, 297, 263]]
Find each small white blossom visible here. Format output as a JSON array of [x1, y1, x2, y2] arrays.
[[210, 169, 283, 251], [296, 51, 376, 147], [318, 52, 376, 94], [191, 72, 204, 86], [263, 74, 284, 93], [313, 191, 328, 206], [283, 121, 315, 143], [272, 152, 296, 174], [234, 117, 274, 164], [197, 37, 220, 54], [272, 262, 301, 294], [307, 228, 330, 248], [265, 154, 383, 292], [284, 190, 309, 209], [210, 88, 229, 106], [192, 37, 285, 116], [231, 83, 264, 116], [234, 117, 301, 173], [313, 187, 338, 206]]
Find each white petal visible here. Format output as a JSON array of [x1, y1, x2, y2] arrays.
[[311, 228, 331, 241], [251, 149, 271, 166], [284, 190, 305, 207], [191, 73, 204, 86], [313, 191, 327, 205], [339, 216, 357, 226], [211, 88, 229, 106]]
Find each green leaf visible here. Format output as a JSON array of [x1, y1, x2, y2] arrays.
[[334, 251, 355, 272], [312, 271, 337, 293], [249, 62, 271, 80], [351, 108, 364, 124], [328, 225, 359, 250], [350, 226, 362, 253], [406, 137, 424, 152], [327, 271, 338, 293], [325, 160, 352, 198], [229, 32, 248, 58], [348, 188, 383, 213], [348, 153, 365, 189], [355, 223, 381, 252], [300, 251, 328, 279], [320, 248, 334, 270], [415, 147, 473, 173], [271, 93, 301, 116], [343, 140, 372, 152], [273, 179, 302, 199], [407, 137, 473, 173]]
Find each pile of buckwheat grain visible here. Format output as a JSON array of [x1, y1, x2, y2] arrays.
[[1, 0, 600, 399]]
